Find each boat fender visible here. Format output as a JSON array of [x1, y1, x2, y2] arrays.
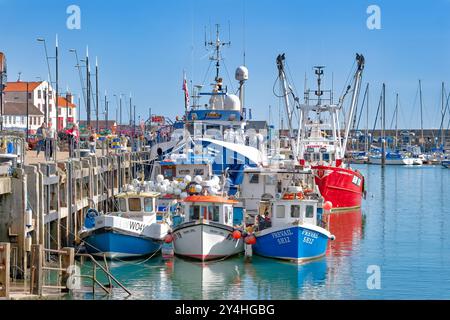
[[330, 234, 336, 241], [84, 208, 99, 229], [164, 234, 174, 243], [244, 235, 257, 245], [232, 230, 242, 240]]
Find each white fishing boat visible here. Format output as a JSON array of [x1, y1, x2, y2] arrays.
[[79, 188, 170, 259], [171, 194, 244, 261]]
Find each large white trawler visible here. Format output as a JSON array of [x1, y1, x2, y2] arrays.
[[149, 25, 268, 197]]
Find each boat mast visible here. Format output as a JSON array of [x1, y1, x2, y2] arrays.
[[341, 54, 365, 158], [206, 24, 230, 84], [395, 93, 399, 150], [276, 53, 294, 138], [419, 80, 424, 151], [365, 83, 369, 153]]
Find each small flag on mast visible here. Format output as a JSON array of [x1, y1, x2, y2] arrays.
[[182, 72, 190, 110]]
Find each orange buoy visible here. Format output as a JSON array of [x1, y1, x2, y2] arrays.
[[323, 201, 333, 211], [164, 234, 173, 243], [232, 230, 242, 240], [245, 235, 257, 245]]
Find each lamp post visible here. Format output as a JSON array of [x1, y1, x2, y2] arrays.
[[37, 36, 59, 162]]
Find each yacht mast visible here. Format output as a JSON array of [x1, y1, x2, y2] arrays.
[[419, 80, 424, 151]]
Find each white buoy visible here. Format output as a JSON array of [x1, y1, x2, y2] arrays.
[[157, 175, 164, 183], [194, 175, 203, 184], [194, 184, 203, 193], [174, 188, 181, 196], [184, 175, 192, 183], [180, 192, 188, 199]]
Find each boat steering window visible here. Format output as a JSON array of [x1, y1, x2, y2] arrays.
[[291, 205, 301, 218], [128, 198, 142, 212], [276, 205, 285, 218], [314, 153, 321, 161], [304, 153, 312, 162], [118, 198, 127, 212], [249, 174, 259, 184], [144, 198, 153, 213], [208, 205, 220, 222], [322, 153, 330, 162], [190, 205, 200, 220], [305, 205, 315, 218]]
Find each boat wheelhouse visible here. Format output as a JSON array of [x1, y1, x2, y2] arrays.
[[172, 195, 244, 261], [251, 188, 335, 263]]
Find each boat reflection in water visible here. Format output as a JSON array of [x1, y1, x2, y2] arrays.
[[168, 257, 246, 300], [325, 210, 364, 256]]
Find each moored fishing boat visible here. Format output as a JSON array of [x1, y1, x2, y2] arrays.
[[250, 186, 335, 263], [170, 194, 245, 261], [79, 188, 170, 258], [274, 53, 366, 211]]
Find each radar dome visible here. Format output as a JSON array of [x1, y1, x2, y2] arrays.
[[223, 94, 241, 111], [235, 66, 249, 81]]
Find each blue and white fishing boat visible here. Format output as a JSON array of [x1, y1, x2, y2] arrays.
[[250, 186, 335, 263], [149, 25, 267, 196], [79, 188, 170, 258]]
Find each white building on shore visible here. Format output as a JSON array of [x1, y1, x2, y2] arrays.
[[2, 80, 77, 133]]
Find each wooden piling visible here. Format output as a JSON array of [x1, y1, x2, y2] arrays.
[[30, 244, 43, 296], [0, 243, 10, 298]]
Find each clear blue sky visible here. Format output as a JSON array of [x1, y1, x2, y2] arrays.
[[1, 0, 450, 129]]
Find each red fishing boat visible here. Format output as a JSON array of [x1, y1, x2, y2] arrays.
[[276, 53, 366, 211]]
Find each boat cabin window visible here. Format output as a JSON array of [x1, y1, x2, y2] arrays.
[[190, 205, 201, 220], [144, 198, 154, 213], [313, 153, 321, 161], [276, 205, 285, 218], [224, 206, 232, 225], [193, 168, 204, 176], [322, 153, 330, 162], [304, 154, 312, 162], [305, 205, 315, 218], [128, 198, 142, 212], [291, 205, 301, 218], [208, 205, 220, 222], [118, 198, 127, 212], [249, 174, 259, 184]]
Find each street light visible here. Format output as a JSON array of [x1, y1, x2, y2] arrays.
[[37, 35, 59, 162], [69, 48, 87, 119]]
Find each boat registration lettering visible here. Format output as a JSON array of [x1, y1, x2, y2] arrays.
[[129, 221, 145, 232], [271, 230, 293, 245], [352, 175, 362, 186], [302, 230, 318, 245]]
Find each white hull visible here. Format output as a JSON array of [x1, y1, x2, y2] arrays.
[[369, 157, 414, 165], [172, 221, 244, 261]]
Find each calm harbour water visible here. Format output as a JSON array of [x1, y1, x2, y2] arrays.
[[71, 164, 450, 300]]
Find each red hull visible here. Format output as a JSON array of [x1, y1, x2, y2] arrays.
[[312, 165, 364, 210]]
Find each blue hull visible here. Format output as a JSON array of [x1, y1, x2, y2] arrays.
[[442, 161, 450, 168], [253, 225, 330, 262], [83, 230, 162, 259]]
